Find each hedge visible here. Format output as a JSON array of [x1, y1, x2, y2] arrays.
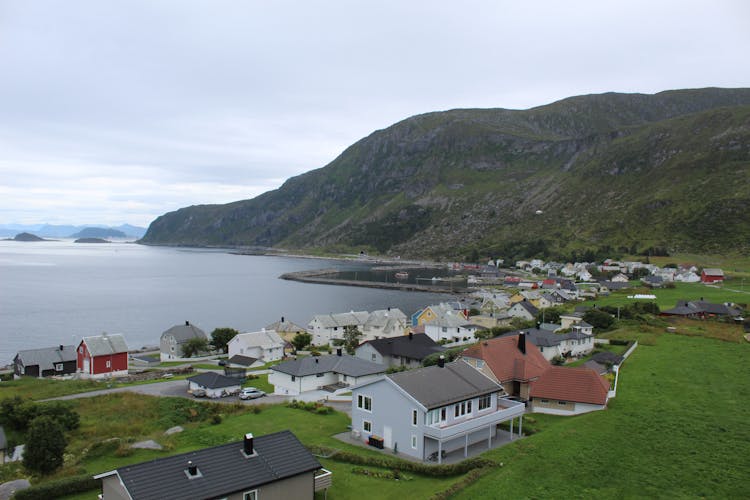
[[430, 466, 494, 499], [308, 445, 494, 477], [12, 474, 99, 500]]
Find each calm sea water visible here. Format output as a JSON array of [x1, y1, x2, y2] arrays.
[[0, 240, 452, 365]]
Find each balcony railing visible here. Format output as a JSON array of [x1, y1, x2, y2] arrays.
[[314, 468, 333, 491], [423, 399, 525, 440]]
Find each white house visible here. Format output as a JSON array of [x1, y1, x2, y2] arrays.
[[361, 308, 408, 342], [159, 321, 208, 361], [269, 351, 386, 396], [507, 301, 539, 321], [186, 372, 241, 398], [502, 328, 594, 361], [227, 329, 285, 364], [308, 311, 370, 346], [423, 312, 482, 345]]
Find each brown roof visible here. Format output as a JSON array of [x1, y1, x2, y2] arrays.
[[530, 366, 610, 405], [461, 335, 548, 383]]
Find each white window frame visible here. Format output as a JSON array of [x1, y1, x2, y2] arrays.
[[363, 420, 372, 433], [357, 394, 372, 412], [412, 409, 418, 426], [411, 435, 417, 449], [243, 490, 258, 500], [478, 394, 491, 411]]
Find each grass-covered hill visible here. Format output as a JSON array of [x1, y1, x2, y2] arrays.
[[140, 88, 750, 260]]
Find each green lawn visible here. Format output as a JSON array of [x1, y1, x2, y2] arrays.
[[456, 332, 750, 499], [583, 281, 750, 309], [243, 373, 273, 393]]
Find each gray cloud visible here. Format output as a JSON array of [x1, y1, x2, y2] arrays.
[[1, 0, 748, 226]]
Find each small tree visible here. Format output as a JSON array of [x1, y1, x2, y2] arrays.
[[342, 325, 362, 355], [23, 416, 67, 475], [583, 309, 615, 331], [181, 337, 209, 358], [291, 332, 312, 352], [210, 327, 239, 353]]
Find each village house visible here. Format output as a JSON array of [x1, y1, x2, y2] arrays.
[[528, 366, 611, 415], [268, 350, 385, 396], [360, 308, 408, 342], [307, 311, 370, 346], [701, 268, 725, 283], [507, 301, 539, 321], [77, 333, 129, 379], [422, 312, 483, 345], [95, 430, 330, 499], [499, 328, 594, 361], [411, 303, 467, 327], [661, 299, 742, 319], [350, 358, 525, 464], [186, 372, 242, 398], [160, 321, 209, 361], [13, 344, 77, 377], [263, 316, 308, 344], [227, 329, 285, 364], [355, 332, 444, 368]]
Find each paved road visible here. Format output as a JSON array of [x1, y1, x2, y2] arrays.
[[48, 380, 288, 406]]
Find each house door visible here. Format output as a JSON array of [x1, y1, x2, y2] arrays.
[[383, 426, 392, 449], [83, 358, 90, 374]]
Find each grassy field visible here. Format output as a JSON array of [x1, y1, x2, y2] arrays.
[[582, 281, 750, 309], [456, 330, 750, 499]]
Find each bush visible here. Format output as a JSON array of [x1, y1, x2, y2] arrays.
[[211, 414, 222, 425], [23, 416, 67, 475], [12, 474, 100, 500]]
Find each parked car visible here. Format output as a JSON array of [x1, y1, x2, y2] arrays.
[[191, 388, 206, 398], [239, 387, 265, 400]]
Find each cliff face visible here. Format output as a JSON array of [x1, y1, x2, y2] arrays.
[[141, 88, 750, 259]]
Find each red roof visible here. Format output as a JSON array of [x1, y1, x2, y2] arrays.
[[530, 366, 610, 405], [461, 335, 549, 383]]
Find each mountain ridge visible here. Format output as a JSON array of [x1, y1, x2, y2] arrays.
[[141, 88, 750, 260]]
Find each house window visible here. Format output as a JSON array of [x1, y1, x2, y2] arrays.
[[412, 409, 418, 426], [476, 359, 484, 368], [55, 363, 63, 372], [105, 360, 111, 368], [541, 399, 549, 403], [316, 373, 324, 377], [467, 401, 472, 413], [455, 402, 468, 417], [558, 400, 568, 405], [357, 394, 372, 412], [479, 394, 491, 410], [79, 346, 83, 354], [371, 354, 376, 361], [425, 408, 442, 425], [243, 490, 258, 500], [291, 375, 296, 382], [441, 408, 446, 421], [411, 435, 417, 449], [363, 420, 372, 433]]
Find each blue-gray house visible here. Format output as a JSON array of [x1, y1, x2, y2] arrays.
[[350, 358, 525, 463]]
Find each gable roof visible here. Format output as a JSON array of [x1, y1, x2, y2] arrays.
[[387, 360, 503, 410], [530, 366, 610, 405], [510, 301, 539, 316], [187, 372, 241, 389], [461, 335, 549, 383], [14, 345, 76, 370], [263, 318, 307, 334], [81, 334, 128, 356], [310, 311, 369, 328], [702, 268, 724, 276], [358, 333, 444, 361], [271, 354, 385, 377], [233, 330, 285, 349], [161, 322, 207, 343], [101, 430, 320, 500]]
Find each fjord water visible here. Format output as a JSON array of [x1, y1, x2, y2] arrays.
[[0, 240, 450, 364]]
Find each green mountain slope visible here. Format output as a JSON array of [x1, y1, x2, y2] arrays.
[[141, 88, 750, 259]]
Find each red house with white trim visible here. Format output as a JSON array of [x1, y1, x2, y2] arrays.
[[77, 333, 129, 378], [701, 268, 725, 283]]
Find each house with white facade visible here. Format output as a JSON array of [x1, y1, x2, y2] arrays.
[[355, 332, 444, 369], [350, 359, 525, 464], [160, 321, 209, 361], [227, 329, 285, 364], [361, 308, 408, 342], [269, 351, 385, 396], [422, 312, 482, 345], [500, 328, 594, 361], [308, 311, 370, 346], [507, 301, 539, 321]]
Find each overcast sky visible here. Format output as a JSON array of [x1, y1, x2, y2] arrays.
[[1, 1, 748, 227]]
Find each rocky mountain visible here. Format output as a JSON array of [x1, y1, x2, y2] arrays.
[[141, 88, 750, 260]]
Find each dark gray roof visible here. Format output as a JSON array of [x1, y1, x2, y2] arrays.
[[108, 430, 320, 500], [187, 372, 241, 389], [499, 328, 590, 348], [14, 345, 76, 371], [387, 360, 502, 410], [361, 334, 444, 361], [512, 301, 539, 316], [271, 354, 385, 377], [227, 354, 259, 367], [583, 360, 608, 375], [591, 351, 624, 365], [161, 323, 208, 343]]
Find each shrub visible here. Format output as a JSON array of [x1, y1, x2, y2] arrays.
[[12, 474, 100, 500], [23, 416, 67, 475], [211, 414, 222, 425]]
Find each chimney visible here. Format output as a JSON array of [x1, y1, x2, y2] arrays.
[[409, 331, 413, 340], [187, 460, 198, 476], [281, 316, 285, 323], [518, 333, 526, 355], [59, 344, 64, 351], [243, 433, 254, 455], [185, 320, 190, 326], [438, 355, 445, 368], [336, 348, 342, 356]]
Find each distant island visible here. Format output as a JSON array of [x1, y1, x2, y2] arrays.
[[70, 227, 127, 239], [8, 232, 48, 242], [74, 237, 111, 243]]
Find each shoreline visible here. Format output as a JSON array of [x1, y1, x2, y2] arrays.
[[279, 268, 469, 294]]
